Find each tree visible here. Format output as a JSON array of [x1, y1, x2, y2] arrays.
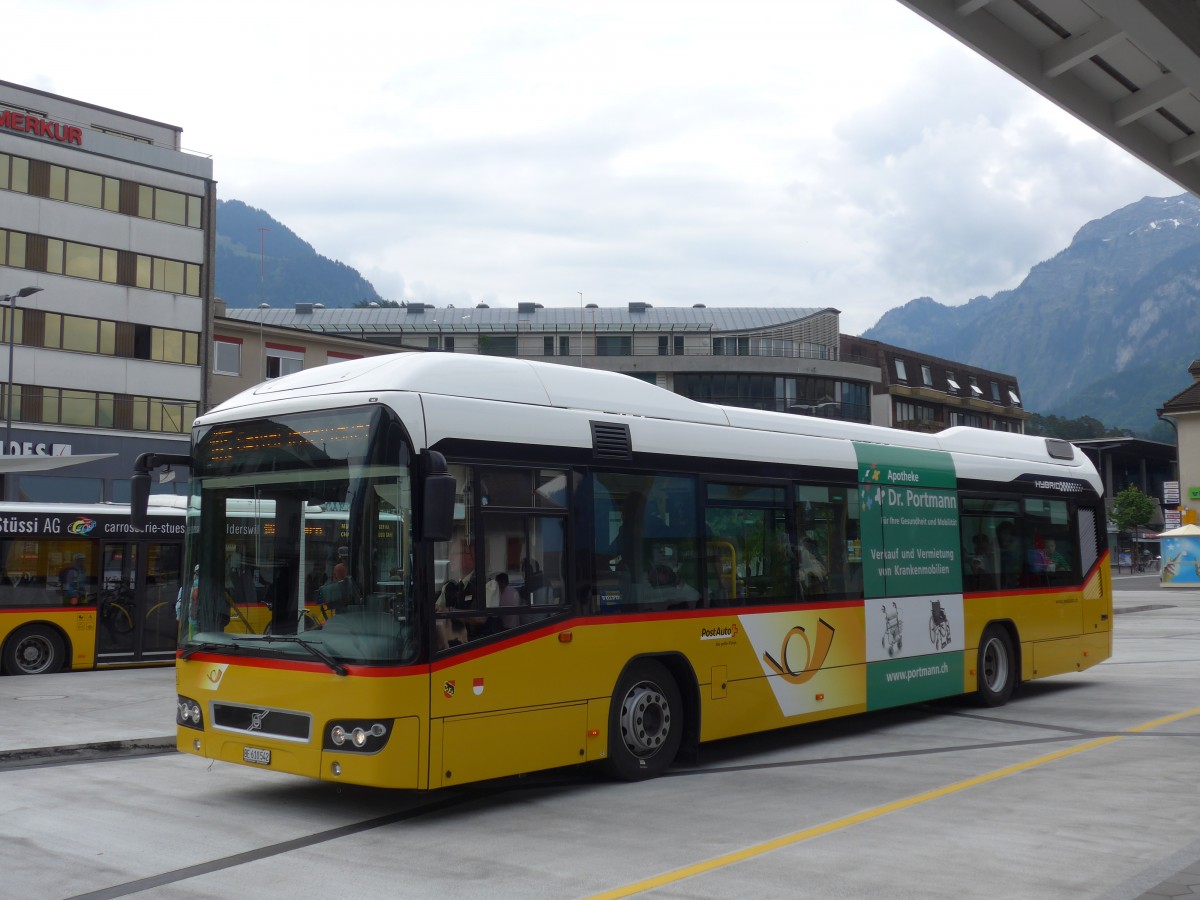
[[1108, 485, 1155, 541]]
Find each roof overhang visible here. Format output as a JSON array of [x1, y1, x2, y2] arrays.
[[898, 0, 1200, 198], [0, 452, 117, 474]]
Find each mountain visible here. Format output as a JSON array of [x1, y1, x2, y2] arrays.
[[863, 194, 1200, 435], [214, 192, 1197, 436], [215, 199, 384, 308]]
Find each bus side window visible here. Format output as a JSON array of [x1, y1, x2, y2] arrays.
[[794, 484, 861, 601], [592, 472, 698, 612]]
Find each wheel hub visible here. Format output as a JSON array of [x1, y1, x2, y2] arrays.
[[619, 683, 671, 757]]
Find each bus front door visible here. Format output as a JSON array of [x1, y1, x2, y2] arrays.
[[94, 541, 181, 666]]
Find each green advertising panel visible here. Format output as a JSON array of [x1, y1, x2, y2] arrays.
[[867, 651, 965, 710], [854, 443, 962, 599]]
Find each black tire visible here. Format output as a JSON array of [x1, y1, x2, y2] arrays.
[[605, 659, 683, 781], [976, 625, 1016, 707], [3, 625, 66, 675]]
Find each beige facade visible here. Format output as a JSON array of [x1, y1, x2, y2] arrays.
[[209, 301, 404, 408], [1158, 360, 1200, 524]]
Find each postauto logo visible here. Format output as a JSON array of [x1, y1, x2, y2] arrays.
[[700, 623, 739, 641], [67, 517, 97, 535]]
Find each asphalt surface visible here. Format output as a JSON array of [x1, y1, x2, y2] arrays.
[[1, 573, 1195, 899]]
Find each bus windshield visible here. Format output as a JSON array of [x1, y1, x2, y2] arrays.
[[181, 405, 416, 667]]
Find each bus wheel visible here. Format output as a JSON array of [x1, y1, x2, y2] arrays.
[[3, 625, 66, 676], [605, 659, 683, 781], [976, 625, 1015, 707]]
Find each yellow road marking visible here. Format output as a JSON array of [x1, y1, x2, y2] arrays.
[[585, 708, 1200, 900]]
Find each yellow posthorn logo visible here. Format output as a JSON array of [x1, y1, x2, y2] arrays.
[[762, 619, 835, 684]]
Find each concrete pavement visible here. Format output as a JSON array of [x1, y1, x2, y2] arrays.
[[2, 582, 1199, 898], [0, 665, 176, 766]]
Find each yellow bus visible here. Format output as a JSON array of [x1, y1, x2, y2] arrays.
[[0, 498, 185, 674], [144, 354, 1111, 788]]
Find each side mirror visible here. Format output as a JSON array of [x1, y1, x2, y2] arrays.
[[130, 471, 152, 532], [130, 452, 192, 531], [419, 450, 456, 542]]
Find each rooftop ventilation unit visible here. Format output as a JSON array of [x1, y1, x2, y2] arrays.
[[590, 421, 632, 460], [628, 302, 651, 313], [406, 303, 428, 314], [295, 303, 313, 314], [518, 302, 543, 314]]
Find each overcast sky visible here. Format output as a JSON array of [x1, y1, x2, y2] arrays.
[[11, 0, 1180, 333]]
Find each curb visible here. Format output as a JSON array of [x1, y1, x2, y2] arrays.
[[0, 736, 176, 770]]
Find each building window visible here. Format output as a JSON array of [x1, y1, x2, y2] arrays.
[[597, 336, 632, 356], [839, 382, 871, 423], [921, 365, 933, 387], [18, 309, 196, 366], [6, 382, 195, 434], [544, 336, 555, 356], [479, 335, 517, 357], [712, 337, 753, 356], [1007, 387, 1021, 406], [558, 335, 570, 356], [895, 400, 938, 426], [444, 336, 455, 353], [969, 376, 983, 397], [894, 359, 907, 382], [946, 372, 961, 393], [265, 344, 304, 379], [674, 335, 684, 356], [991, 381, 1001, 402], [327, 350, 361, 364], [658, 335, 669, 356], [430, 336, 442, 351], [18, 475, 104, 504], [213, 338, 241, 376]]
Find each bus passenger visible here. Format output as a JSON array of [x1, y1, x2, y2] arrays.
[[494, 572, 520, 629], [435, 580, 470, 650], [995, 522, 1022, 588], [319, 563, 358, 612], [60, 554, 87, 606], [1042, 538, 1071, 573]]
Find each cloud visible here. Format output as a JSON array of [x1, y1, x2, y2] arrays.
[[9, 0, 1182, 334]]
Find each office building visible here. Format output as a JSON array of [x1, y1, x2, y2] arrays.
[[0, 80, 214, 502]]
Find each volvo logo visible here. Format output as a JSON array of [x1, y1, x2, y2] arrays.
[[248, 709, 269, 731]]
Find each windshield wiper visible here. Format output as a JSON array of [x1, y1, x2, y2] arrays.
[[180, 640, 240, 660], [256, 634, 348, 676]]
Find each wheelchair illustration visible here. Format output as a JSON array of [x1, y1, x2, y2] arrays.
[[929, 599, 951, 650], [881, 602, 902, 656]]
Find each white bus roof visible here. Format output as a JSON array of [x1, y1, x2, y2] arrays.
[[198, 353, 1092, 480]]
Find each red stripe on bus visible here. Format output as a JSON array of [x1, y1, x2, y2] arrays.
[[175, 651, 427, 677]]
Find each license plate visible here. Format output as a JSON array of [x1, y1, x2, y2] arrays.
[[243, 746, 271, 765]]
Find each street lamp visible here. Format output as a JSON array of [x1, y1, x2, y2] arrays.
[[2, 286, 43, 453], [258, 302, 269, 379]]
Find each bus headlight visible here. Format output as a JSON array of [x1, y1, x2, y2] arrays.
[[325, 720, 389, 753], [177, 696, 204, 730]]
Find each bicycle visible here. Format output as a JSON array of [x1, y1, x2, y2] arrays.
[[99, 586, 176, 636], [99, 587, 137, 634]]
